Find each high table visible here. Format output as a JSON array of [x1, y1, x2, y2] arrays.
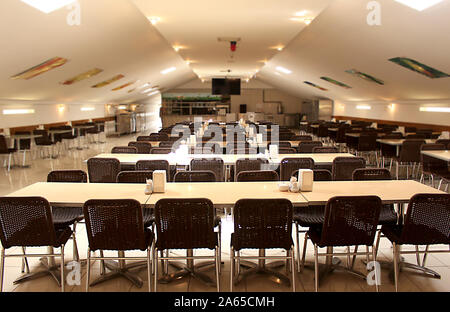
[[8, 134, 41, 167], [421, 150, 450, 162], [6, 183, 152, 288], [377, 139, 436, 157], [72, 125, 95, 149]]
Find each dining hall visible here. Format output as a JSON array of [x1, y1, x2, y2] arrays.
[[0, 0, 449, 295]]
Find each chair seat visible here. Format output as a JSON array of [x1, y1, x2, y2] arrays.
[[379, 205, 398, 225], [307, 226, 374, 248], [157, 235, 218, 250], [294, 206, 325, 227], [230, 233, 293, 251], [54, 227, 74, 247], [52, 207, 84, 229], [381, 224, 450, 245]]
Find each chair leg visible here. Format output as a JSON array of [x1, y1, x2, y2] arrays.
[[215, 246, 220, 292], [7, 154, 12, 172], [0, 248, 5, 292], [374, 230, 381, 257], [314, 244, 319, 292], [300, 232, 308, 271], [153, 248, 158, 292], [415, 246, 421, 266], [372, 245, 379, 292], [422, 245, 430, 266], [290, 247, 296, 292], [295, 222, 301, 273], [351, 245, 359, 269], [86, 248, 91, 292], [393, 243, 399, 292], [72, 222, 80, 262], [60, 244, 65, 292], [147, 247, 152, 293], [21, 247, 30, 273], [230, 247, 234, 292]]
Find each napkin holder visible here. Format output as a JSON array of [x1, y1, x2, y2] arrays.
[[298, 169, 313, 192], [256, 133, 263, 144], [152, 170, 166, 193], [269, 144, 278, 158]]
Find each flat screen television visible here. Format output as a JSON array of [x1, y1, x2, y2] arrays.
[[212, 78, 241, 95]]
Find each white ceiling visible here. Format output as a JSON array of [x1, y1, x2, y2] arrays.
[[0, 0, 195, 105], [257, 0, 450, 102], [132, 0, 332, 80]]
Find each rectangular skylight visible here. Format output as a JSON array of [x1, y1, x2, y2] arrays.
[[395, 0, 444, 11], [21, 0, 76, 14], [275, 66, 292, 74]]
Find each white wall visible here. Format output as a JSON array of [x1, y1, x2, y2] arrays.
[[0, 101, 107, 130], [333, 100, 450, 126]]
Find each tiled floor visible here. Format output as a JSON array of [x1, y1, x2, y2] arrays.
[[0, 134, 448, 292]]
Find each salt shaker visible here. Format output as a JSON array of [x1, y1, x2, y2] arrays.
[[145, 179, 153, 195]]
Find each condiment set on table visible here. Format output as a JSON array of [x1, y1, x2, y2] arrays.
[[278, 169, 314, 193], [144, 170, 166, 195]]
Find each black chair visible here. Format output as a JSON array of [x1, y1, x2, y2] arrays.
[[0, 197, 72, 292], [420, 144, 447, 187], [83, 199, 153, 291], [332, 157, 365, 181], [112, 146, 137, 154], [150, 148, 173, 154], [280, 157, 314, 181], [230, 199, 295, 292], [235, 158, 269, 180], [298, 141, 323, 153], [33, 129, 55, 158], [128, 141, 152, 154], [190, 158, 225, 182], [87, 158, 121, 183], [136, 160, 170, 182], [236, 170, 279, 182], [393, 139, 425, 180], [174, 171, 216, 182], [47, 170, 87, 263], [153, 198, 220, 291], [116, 170, 154, 183], [380, 194, 450, 292], [304, 196, 382, 292], [0, 135, 15, 171]]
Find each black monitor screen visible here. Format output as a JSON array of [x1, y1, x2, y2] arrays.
[[212, 78, 241, 95]]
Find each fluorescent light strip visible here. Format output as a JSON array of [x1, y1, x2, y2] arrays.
[[21, 0, 76, 14], [147, 91, 160, 97], [161, 67, 176, 75], [419, 107, 450, 113], [395, 0, 444, 11], [356, 105, 371, 110], [275, 66, 292, 74], [3, 109, 35, 115], [118, 105, 127, 110], [81, 107, 95, 112]]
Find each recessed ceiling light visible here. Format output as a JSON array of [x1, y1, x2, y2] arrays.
[[81, 107, 95, 112], [356, 105, 371, 110], [147, 91, 160, 97], [21, 0, 76, 13], [394, 0, 444, 11], [276, 66, 292, 74], [161, 67, 176, 75], [138, 83, 151, 89], [295, 10, 308, 17], [148, 16, 161, 25], [3, 108, 35, 115], [277, 47, 284, 51]]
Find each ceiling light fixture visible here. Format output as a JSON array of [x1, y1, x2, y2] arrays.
[[3, 108, 35, 115], [276, 66, 292, 74], [118, 105, 127, 110], [394, 0, 444, 11], [419, 106, 450, 113], [356, 105, 371, 110], [148, 16, 161, 25], [138, 83, 151, 89], [295, 10, 308, 17], [161, 67, 176, 75], [21, 0, 76, 14], [147, 91, 160, 97], [81, 107, 95, 112]]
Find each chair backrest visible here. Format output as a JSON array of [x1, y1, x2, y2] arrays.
[[174, 170, 216, 182], [280, 157, 315, 181], [0, 197, 58, 248], [236, 170, 279, 182], [406, 134, 426, 140], [83, 199, 148, 251], [312, 146, 338, 153], [399, 194, 450, 245], [278, 147, 297, 154], [190, 158, 224, 181], [332, 157, 365, 181], [231, 148, 258, 155], [116, 170, 154, 183], [87, 158, 121, 183], [232, 199, 293, 251], [235, 158, 269, 177], [268, 142, 291, 149], [399, 139, 426, 162], [193, 143, 222, 154], [318, 196, 381, 247], [137, 135, 158, 142], [435, 139, 450, 147], [150, 147, 173, 154], [298, 141, 323, 153], [352, 168, 391, 181], [158, 141, 175, 148], [357, 133, 377, 151], [136, 160, 169, 181], [13, 132, 31, 150], [154, 198, 217, 250], [0, 135, 10, 153], [128, 141, 152, 154], [292, 135, 312, 141], [313, 169, 332, 181], [47, 170, 87, 183], [111, 146, 137, 154]]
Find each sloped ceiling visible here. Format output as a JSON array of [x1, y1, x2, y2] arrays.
[[0, 0, 196, 105], [256, 0, 450, 103]]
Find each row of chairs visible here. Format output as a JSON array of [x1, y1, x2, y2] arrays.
[[1, 168, 448, 292]]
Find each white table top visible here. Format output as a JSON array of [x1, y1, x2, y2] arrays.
[[88, 153, 355, 166], [9, 134, 42, 139], [146, 182, 308, 207], [377, 139, 436, 146], [421, 150, 450, 162], [152, 140, 302, 148], [6, 182, 151, 207], [300, 180, 445, 205]]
